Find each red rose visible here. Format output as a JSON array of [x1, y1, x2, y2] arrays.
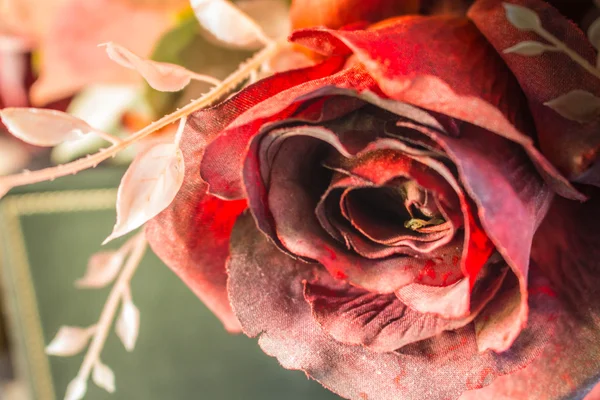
[[147, 0, 600, 399]]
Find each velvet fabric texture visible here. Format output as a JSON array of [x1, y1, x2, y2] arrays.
[[147, 0, 600, 398]]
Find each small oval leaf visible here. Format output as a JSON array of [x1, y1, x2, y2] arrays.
[[102, 42, 220, 92], [503, 3, 541, 31], [0, 108, 96, 147], [588, 16, 600, 50], [92, 359, 116, 393], [75, 251, 126, 289], [104, 142, 185, 244], [503, 41, 556, 56], [65, 377, 87, 400], [116, 298, 140, 351], [544, 90, 600, 123], [46, 326, 95, 356], [191, 0, 271, 49]]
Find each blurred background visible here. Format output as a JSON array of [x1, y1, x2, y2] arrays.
[[0, 0, 339, 399]]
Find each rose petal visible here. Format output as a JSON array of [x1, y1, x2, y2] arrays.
[[146, 119, 247, 332], [460, 190, 600, 399], [290, 0, 419, 29], [148, 60, 347, 333], [200, 60, 371, 200], [415, 122, 553, 352], [304, 260, 507, 352], [469, 0, 600, 184], [228, 213, 557, 400], [290, 16, 585, 200]]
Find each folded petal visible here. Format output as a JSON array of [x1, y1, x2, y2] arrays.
[[468, 0, 600, 185], [304, 262, 505, 352], [415, 123, 553, 352], [228, 213, 557, 400], [460, 190, 600, 399], [290, 16, 585, 200], [200, 59, 374, 200], [290, 0, 419, 29]]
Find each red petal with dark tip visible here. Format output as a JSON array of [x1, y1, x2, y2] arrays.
[[290, 16, 586, 200], [200, 62, 376, 200], [146, 60, 346, 330], [290, 0, 420, 30], [468, 0, 600, 184], [146, 122, 247, 331], [227, 213, 558, 400], [460, 190, 600, 400], [413, 122, 553, 352]]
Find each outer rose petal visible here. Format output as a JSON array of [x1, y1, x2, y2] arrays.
[[304, 262, 507, 352], [200, 61, 376, 200], [468, 0, 600, 185], [228, 213, 558, 400], [290, 0, 419, 29], [460, 189, 600, 400], [147, 62, 343, 330], [289, 16, 585, 200], [145, 116, 246, 332], [411, 123, 553, 352]]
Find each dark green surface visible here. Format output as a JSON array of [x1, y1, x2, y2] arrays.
[[4, 168, 341, 400]]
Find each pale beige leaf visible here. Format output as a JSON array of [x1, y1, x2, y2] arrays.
[[46, 325, 95, 356], [544, 90, 600, 123], [503, 3, 541, 31], [104, 142, 184, 243], [64, 377, 87, 400], [0, 108, 95, 146], [237, 0, 290, 41], [92, 359, 116, 393], [191, 0, 270, 49], [101, 42, 220, 92], [75, 251, 125, 289], [503, 41, 556, 56], [116, 297, 139, 351]]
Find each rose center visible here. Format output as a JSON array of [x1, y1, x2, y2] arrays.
[[343, 180, 446, 241]]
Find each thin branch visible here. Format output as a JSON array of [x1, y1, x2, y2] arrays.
[[0, 41, 281, 192], [74, 232, 147, 385]]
